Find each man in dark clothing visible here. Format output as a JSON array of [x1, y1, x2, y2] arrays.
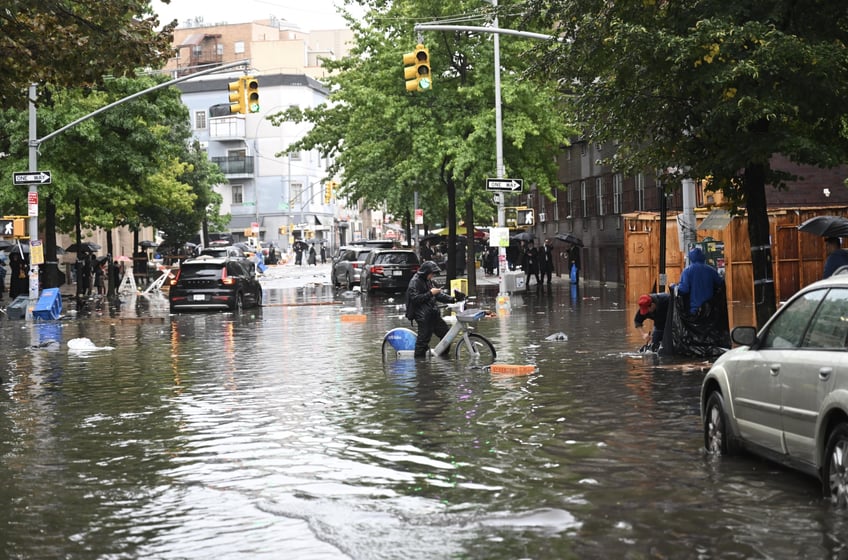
[[406, 261, 458, 358], [540, 239, 555, 284], [824, 237, 848, 278], [634, 292, 671, 351], [521, 240, 540, 288]]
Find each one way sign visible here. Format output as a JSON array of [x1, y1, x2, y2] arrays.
[[485, 178, 523, 192], [12, 171, 52, 185]]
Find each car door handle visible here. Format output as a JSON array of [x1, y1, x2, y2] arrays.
[[819, 367, 833, 381], [769, 364, 781, 376]]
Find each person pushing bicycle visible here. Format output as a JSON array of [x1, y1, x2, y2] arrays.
[[405, 260, 463, 358]]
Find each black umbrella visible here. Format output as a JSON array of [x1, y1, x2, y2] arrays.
[[138, 240, 158, 249], [798, 215, 848, 238], [0, 240, 15, 251], [510, 231, 535, 242], [554, 232, 584, 247], [65, 241, 101, 253]]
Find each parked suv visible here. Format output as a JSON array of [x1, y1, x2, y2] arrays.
[[168, 256, 262, 313], [360, 249, 420, 294], [701, 268, 848, 505], [331, 246, 373, 289]]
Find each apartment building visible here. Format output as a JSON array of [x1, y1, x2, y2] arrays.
[[164, 18, 360, 251]]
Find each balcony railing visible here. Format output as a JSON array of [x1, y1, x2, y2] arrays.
[[211, 156, 254, 175]]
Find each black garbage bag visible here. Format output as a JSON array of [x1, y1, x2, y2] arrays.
[[669, 285, 731, 358]]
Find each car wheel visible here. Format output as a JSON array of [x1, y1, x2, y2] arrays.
[[704, 391, 734, 456], [824, 424, 848, 507], [255, 288, 263, 308]]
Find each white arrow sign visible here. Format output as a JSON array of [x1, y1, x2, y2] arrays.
[[13, 171, 52, 185], [485, 178, 523, 192]]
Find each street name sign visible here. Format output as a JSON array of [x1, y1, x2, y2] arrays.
[[485, 178, 523, 192], [13, 171, 52, 185]]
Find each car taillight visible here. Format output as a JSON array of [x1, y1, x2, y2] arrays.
[[169, 270, 181, 286], [412, 265, 419, 273], [352, 263, 359, 269], [371, 266, 384, 274], [221, 268, 235, 285]]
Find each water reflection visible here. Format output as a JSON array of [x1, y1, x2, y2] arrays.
[[0, 283, 845, 559]]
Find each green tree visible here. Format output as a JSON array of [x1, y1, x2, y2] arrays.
[[0, 0, 174, 109], [270, 0, 574, 282], [524, 0, 848, 325]]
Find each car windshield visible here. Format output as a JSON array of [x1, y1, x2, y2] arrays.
[[179, 264, 223, 279]]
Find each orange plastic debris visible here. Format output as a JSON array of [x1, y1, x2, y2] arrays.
[[488, 364, 536, 375], [340, 314, 367, 322]]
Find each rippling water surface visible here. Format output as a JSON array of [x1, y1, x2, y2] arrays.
[[1, 284, 847, 559]]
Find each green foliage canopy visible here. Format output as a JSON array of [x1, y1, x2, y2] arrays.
[[270, 0, 574, 229], [0, 0, 175, 109]]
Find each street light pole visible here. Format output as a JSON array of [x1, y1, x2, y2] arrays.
[[492, 0, 511, 310]]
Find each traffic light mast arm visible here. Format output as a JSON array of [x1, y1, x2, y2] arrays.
[[412, 24, 559, 42], [36, 59, 251, 146]]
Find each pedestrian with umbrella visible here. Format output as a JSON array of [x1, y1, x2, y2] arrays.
[[824, 237, 848, 278], [797, 216, 848, 278]]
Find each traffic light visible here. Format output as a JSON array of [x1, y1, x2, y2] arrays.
[[12, 218, 25, 237], [245, 76, 260, 113], [403, 44, 432, 92], [324, 181, 335, 204], [228, 78, 246, 114]]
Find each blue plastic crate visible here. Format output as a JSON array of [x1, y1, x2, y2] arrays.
[[33, 288, 62, 320]]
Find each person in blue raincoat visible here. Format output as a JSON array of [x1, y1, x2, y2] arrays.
[[677, 247, 724, 315]]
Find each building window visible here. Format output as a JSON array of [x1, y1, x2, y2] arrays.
[[216, 44, 224, 56], [613, 173, 623, 214], [636, 173, 645, 211], [234, 41, 245, 54], [289, 151, 302, 161], [194, 110, 207, 130], [567, 185, 573, 218], [553, 188, 559, 221], [596, 177, 605, 216], [580, 180, 587, 218], [291, 182, 303, 207], [232, 185, 243, 205]]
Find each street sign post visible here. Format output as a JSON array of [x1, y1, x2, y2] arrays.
[[485, 178, 523, 192], [12, 171, 51, 185]]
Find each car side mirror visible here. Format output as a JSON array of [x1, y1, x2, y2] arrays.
[[730, 326, 757, 347]]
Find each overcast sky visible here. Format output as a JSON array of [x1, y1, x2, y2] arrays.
[[152, 0, 356, 31]]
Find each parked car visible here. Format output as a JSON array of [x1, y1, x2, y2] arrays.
[[168, 256, 262, 313], [331, 246, 373, 289], [360, 249, 420, 293], [701, 268, 848, 506], [199, 245, 246, 259]]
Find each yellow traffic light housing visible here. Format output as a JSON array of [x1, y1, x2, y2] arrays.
[[324, 182, 333, 204], [12, 218, 25, 237], [245, 76, 260, 113], [403, 44, 432, 92], [228, 78, 246, 114]]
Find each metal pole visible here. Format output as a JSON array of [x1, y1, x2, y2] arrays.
[[27, 84, 38, 317], [493, 1, 511, 311]]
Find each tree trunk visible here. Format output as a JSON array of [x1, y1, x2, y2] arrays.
[[42, 196, 60, 288], [744, 162, 776, 328], [445, 178, 457, 284], [464, 197, 477, 296]]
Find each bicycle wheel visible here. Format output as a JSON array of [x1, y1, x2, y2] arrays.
[[455, 333, 496, 366]]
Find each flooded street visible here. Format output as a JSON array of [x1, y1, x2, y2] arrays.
[[1, 275, 847, 559]]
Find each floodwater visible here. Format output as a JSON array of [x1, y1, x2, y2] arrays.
[[1, 281, 847, 560]]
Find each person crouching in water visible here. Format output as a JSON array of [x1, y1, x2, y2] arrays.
[[634, 292, 670, 352], [406, 261, 460, 358]]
